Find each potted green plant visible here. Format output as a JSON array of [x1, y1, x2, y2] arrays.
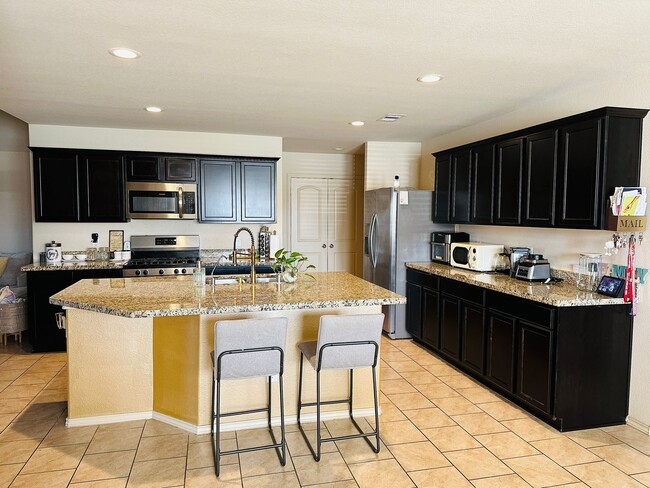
[[271, 249, 316, 282]]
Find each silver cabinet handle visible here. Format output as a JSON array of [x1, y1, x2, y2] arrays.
[[178, 186, 184, 218], [369, 213, 378, 268], [322, 244, 326, 248]]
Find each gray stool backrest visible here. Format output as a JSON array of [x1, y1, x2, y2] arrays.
[[214, 317, 288, 380], [315, 313, 384, 370]]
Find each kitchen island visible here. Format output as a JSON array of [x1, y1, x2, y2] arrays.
[[51, 272, 404, 433]]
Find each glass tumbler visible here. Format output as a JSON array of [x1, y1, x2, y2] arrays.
[[577, 253, 602, 291]]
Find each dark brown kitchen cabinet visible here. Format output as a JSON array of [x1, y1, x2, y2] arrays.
[[27, 268, 122, 352], [494, 137, 524, 225], [485, 310, 516, 392], [470, 144, 495, 224], [433, 154, 451, 222], [164, 157, 196, 181], [79, 152, 126, 222], [33, 151, 79, 222], [127, 156, 160, 181], [461, 303, 485, 375], [518, 321, 553, 414], [200, 158, 277, 223], [405, 281, 422, 339], [523, 130, 558, 227], [450, 150, 472, 223], [421, 287, 440, 348], [432, 107, 648, 230], [127, 155, 197, 182], [240, 161, 276, 222], [439, 294, 460, 360], [32, 148, 127, 222]]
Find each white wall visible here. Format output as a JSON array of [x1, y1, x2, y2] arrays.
[[28, 125, 283, 255], [420, 72, 650, 430], [0, 110, 31, 252], [365, 141, 421, 190]]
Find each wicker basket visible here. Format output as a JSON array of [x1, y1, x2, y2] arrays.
[[0, 301, 27, 338]]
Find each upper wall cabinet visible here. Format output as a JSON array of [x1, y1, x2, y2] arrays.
[[127, 154, 197, 182], [199, 158, 277, 223], [433, 107, 648, 230], [32, 148, 127, 222]]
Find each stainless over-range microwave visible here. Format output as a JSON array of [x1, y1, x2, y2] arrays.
[[127, 182, 197, 220]]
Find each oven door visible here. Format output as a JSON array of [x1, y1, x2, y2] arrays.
[[450, 244, 471, 269], [127, 182, 197, 219], [431, 242, 449, 263]]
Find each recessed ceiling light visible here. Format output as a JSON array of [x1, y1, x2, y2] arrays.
[[334, 147, 343, 151], [417, 74, 443, 83], [349, 120, 365, 126], [145, 106, 163, 113], [109, 47, 141, 59]]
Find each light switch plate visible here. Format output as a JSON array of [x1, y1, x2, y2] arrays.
[[399, 190, 409, 205]]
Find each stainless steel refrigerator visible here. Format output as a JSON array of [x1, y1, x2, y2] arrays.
[[364, 188, 452, 339]]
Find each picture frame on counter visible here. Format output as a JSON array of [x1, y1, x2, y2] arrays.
[[109, 230, 124, 252]]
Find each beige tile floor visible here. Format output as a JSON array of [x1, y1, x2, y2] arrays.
[[1, 336, 650, 487]]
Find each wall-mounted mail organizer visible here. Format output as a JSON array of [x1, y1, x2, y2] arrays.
[[605, 187, 646, 315]]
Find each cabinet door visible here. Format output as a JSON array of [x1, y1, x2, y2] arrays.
[[461, 302, 485, 375], [440, 294, 460, 360], [405, 282, 423, 339], [557, 118, 602, 229], [523, 130, 558, 227], [422, 287, 440, 348], [471, 144, 495, 224], [200, 159, 237, 222], [486, 311, 516, 391], [494, 138, 524, 225], [33, 152, 79, 222], [517, 322, 553, 414], [451, 150, 471, 223], [79, 153, 126, 222], [127, 156, 160, 181], [433, 154, 451, 222], [240, 161, 276, 222], [164, 157, 196, 182], [27, 271, 74, 352]]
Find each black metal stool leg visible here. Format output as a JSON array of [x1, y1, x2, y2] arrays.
[[315, 369, 321, 461], [279, 372, 286, 465], [215, 376, 222, 476], [371, 365, 380, 453], [297, 352, 304, 425]]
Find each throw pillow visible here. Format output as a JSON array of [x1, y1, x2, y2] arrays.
[[0, 257, 8, 277]]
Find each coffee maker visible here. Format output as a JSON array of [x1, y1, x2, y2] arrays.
[[508, 247, 531, 277]]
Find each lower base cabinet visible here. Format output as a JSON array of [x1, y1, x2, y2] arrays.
[[406, 267, 633, 431], [27, 269, 122, 352]]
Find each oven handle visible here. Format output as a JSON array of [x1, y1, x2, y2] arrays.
[[178, 186, 184, 219]]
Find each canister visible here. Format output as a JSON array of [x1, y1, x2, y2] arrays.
[[45, 241, 62, 264]]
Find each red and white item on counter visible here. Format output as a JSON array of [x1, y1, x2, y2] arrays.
[[624, 236, 637, 316]]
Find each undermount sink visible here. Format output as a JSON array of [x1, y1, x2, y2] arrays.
[[210, 275, 278, 285]]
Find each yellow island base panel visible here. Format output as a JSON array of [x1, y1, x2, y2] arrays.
[[53, 272, 405, 434]]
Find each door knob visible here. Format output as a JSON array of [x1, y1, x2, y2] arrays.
[[322, 244, 326, 248], [329, 244, 334, 248]]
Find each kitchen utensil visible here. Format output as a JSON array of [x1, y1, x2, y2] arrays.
[[515, 254, 551, 282], [74, 254, 87, 261], [577, 253, 602, 291], [495, 253, 510, 274], [45, 241, 62, 264], [508, 247, 531, 277], [62, 255, 75, 261]]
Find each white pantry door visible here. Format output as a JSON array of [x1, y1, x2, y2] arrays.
[[290, 178, 359, 274]]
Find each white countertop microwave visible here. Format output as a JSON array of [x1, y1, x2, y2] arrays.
[[450, 242, 504, 272]]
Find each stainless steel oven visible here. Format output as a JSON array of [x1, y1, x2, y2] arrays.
[[127, 182, 197, 220]]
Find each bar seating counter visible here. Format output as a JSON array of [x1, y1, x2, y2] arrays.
[[51, 272, 404, 433]]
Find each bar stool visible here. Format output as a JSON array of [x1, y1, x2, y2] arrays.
[[211, 317, 288, 476], [297, 313, 384, 461]]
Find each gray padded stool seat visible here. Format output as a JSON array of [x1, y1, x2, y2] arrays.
[[211, 317, 288, 476], [297, 313, 384, 461]]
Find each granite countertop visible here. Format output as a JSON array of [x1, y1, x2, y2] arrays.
[[406, 262, 627, 307], [22, 261, 126, 271], [50, 271, 405, 318]]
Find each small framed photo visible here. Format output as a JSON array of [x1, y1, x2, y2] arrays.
[[109, 230, 124, 252]]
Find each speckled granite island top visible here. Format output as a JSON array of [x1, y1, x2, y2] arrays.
[[50, 272, 405, 318], [406, 262, 627, 307], [22, 261, 126, 271]]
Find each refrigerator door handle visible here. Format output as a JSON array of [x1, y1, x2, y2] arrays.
[[369, 213, 378, 268]]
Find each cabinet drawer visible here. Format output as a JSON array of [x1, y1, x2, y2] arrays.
[[406, 268, 438, 289], [440, 277, 484, 305], [487, 290, 554, 328]]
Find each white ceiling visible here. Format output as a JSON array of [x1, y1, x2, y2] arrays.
[[1, 1, 650, 153]]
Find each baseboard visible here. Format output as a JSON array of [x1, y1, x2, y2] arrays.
[[66, 411, 153, 428], [67, 407, 381, 435], [627, 416, 650, 434]]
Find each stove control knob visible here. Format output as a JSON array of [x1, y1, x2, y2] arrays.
[[159, 269, 165, 275], [174, 269, 179, 274], [181, 268, 187, 274], [143, 269, 149, 276], [135, 270, 141, 276]]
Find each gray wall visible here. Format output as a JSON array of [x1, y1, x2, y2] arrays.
[[0, 110, 31, 252]]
